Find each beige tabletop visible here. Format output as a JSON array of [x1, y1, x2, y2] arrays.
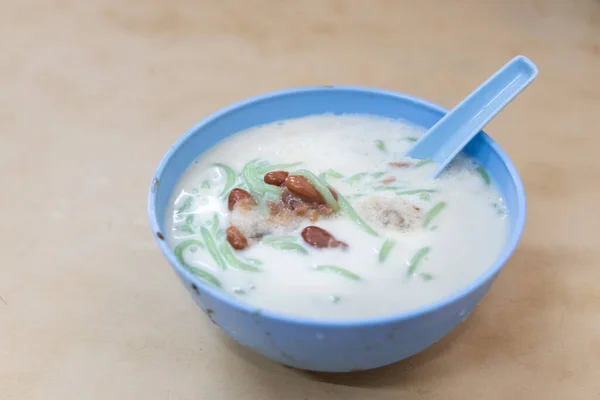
[[2, 0, 599, 399]]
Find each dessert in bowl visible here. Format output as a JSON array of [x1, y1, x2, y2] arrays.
[[148, 86, 525, 372]]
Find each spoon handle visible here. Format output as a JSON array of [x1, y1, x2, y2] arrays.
[[405, 55, 538, 178]]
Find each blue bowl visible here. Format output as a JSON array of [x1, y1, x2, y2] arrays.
[[148, 86, 526, 372]]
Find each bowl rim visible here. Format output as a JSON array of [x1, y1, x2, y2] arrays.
[[148, 85, 526, 327]]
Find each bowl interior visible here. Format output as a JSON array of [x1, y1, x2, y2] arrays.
[[149, 86, 525, 321]]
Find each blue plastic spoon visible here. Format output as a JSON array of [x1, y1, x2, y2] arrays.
[[405, 55, 538, 178]]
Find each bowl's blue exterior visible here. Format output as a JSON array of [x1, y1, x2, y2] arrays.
[[148, 86, 526, 372]]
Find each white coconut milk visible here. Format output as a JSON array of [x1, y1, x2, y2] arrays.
[[165, 115, 508, 320]]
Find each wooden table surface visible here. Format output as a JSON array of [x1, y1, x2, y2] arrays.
[[2, 1, 599, 399]]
